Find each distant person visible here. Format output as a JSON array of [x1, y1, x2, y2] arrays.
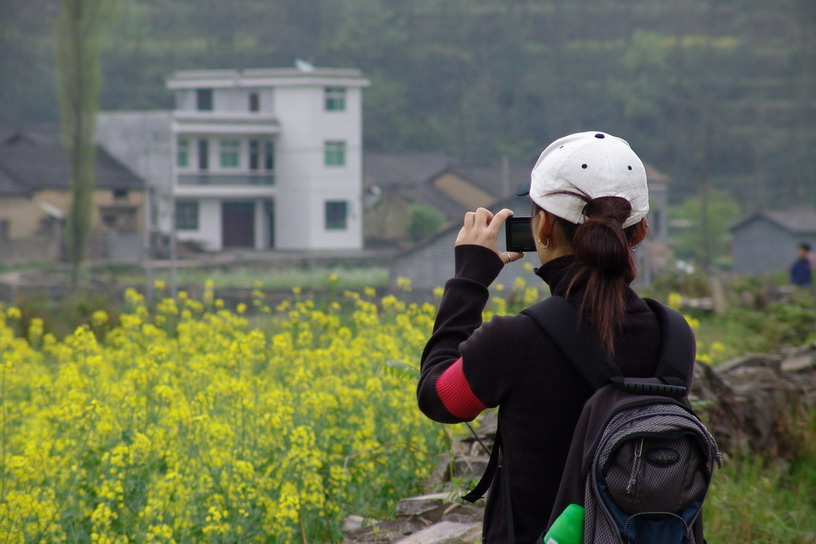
[[790, 242, 813, 287]]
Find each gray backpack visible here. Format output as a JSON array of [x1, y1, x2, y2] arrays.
[[525, 296, 722, 543]]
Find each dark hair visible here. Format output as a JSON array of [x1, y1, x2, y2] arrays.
[[799, 243, 811, 252], [535, 191, 640, 356]]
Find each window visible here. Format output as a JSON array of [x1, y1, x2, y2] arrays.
[[197, 89, 213, 111], [249, 92, 260, 112], [102, 213, 119, 228], [249, 140, 260, 170], [324, 87, 346, 111], [219, 140, 240, 168], [177, 139, 190, 168], [198, 139, 209, 170], [325, 201, 348, 230], [175, 201, 199, 230], [324, 141, 346, 167], [113, 188, 129, 201], [265, 141, 275, 170]]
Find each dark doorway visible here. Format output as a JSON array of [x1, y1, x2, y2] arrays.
[[222, 202, 255, 248]]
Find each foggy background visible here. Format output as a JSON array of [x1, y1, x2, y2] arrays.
[[2, 0, 815, 256]]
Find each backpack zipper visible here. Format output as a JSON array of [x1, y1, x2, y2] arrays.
[[625, 438, 644, 494]]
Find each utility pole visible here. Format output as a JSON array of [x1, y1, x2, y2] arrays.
[[501, 154, 510, 197], [700, 111, 712, 270], [141, 150, 155, 305]]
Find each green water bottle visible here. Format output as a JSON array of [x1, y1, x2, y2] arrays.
[[542, 503, 585, 544]]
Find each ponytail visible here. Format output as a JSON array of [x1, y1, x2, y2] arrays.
[[537, 192, 639, 356]]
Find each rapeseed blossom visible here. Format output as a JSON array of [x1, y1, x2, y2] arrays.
[[0, 287, 449, 542]]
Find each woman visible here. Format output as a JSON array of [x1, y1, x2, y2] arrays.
[[417, 131, 689, 542]]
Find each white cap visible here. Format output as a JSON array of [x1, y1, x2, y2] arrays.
[[519, 131, 649, 228]]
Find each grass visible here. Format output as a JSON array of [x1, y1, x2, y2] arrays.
[[97, 264, 392, 291], [705, 409, 816, 543], [705, 456, 816, 543], [169, 265, 390, 290]]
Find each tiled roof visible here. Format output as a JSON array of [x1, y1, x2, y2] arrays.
[[364, 152, 451, 188], [0, 125, 143, 195], [441, 161, 534, 200], [731, 209, 816, 234], [364, 152, 535, 220]]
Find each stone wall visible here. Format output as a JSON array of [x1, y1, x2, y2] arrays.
[[344, 344, 816, 544]]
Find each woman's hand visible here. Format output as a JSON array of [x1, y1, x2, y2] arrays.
[[455, 207, 524, 264]]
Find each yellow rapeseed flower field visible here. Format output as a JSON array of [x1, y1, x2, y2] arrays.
[[1, 277, 723, 543], [0, 284, 448, 543]]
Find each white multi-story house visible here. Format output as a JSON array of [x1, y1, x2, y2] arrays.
[[97, 64, 369, 252]]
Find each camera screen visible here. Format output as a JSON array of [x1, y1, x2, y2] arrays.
[[505, 217, 535, 252]]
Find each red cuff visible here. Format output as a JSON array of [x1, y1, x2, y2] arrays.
[[435, 357, 487, 419]]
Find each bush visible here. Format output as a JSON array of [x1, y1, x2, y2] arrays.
[[406, 204, 445, 242]]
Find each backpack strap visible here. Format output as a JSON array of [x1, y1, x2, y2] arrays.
[[523, 296, 693, 397], [462, 426, 503, 503], [462, 425, 516, 542], [463, 296, 617, 505], [522, 296, 621, 391], [644, 298, 696, 390], [461, 296, 695, 526]]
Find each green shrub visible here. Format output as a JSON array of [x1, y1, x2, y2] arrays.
[[406, 204, 445, 242]]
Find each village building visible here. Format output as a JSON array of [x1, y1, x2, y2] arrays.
[[363, 153, 532, 247], [730, 209, 816, 275], [386, 160, 674, 293], [0, 126, 144, 264], [97, 64, 369, 252]]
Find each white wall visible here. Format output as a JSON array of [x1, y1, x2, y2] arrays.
[[274, 85, 363, 250]]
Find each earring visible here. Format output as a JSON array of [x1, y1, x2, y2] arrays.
[[537, 238, 550, 249]]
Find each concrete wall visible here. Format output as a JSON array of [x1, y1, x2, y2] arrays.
[[0, 235, 61, 266], [0, 188, 143, 240], [0, 232, 143, 266]]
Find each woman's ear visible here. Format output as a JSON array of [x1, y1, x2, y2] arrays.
[[630, 217, 648, 246], [534, 209, 555, 242]]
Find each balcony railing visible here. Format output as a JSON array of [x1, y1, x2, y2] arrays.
[[177, 172, 275, 186]]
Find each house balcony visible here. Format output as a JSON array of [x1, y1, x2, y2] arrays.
[[172, 111, 280, 135], [178, 172, 275, 186]]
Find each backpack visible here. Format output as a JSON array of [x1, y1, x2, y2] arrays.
[[463, 296, 722, 543]]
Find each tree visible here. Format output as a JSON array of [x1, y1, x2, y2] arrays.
[[56, 0, 117, 286], [0, 0, 60, 124], [407, 204, 445, 242], [668, 188, 742, 267]]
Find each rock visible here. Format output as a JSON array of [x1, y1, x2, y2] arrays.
[[344, 516, 366, 532], [692, 349, 816, 458], [344, 515, 380, 533], [396, 493, 450, 521], [452, 456, 489, 481], [715, 353, 782, 374], [347, 343, 816, 543], [395, 521, 481, 544], [782, 354, 816, 373], [343, 519, 426, 544]]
